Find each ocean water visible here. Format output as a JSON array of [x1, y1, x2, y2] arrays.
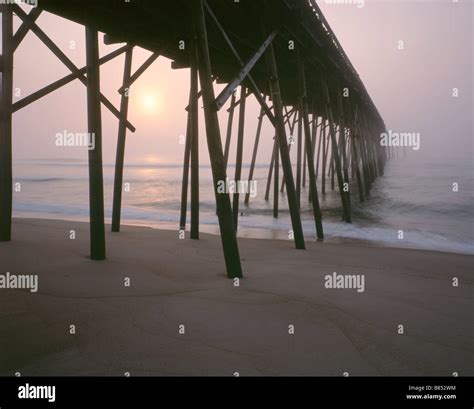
[[12, 154, 474, 255]]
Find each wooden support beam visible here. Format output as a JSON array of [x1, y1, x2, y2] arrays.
[[273, 125, 279, 218], [351, 135, 364, 203], [179, 45, 202, 231], [361, 116, 376, 183], [244, 102, 265, 205], [346, 130, 354, 180], [365, 127, 376, 183], [309, 116, 321, 202], [354, 106, 371, 197], [192, 0, 242, 278], [375, 124, 385, 175], [311, 115, 319, 164], [264, 139, 276, 202], [179, 97, 192, 231], [328, 134, 334, 179], [338, 97, 351, 214], [360, 135, 371, 197], [264, 108, 295, 201], [112, 46, 134, 233], [280, 109, 298, 193], [323, 82, 351, 223], [203, 0, 276, 126], [322, 119, 327, 195], [103, 34, 129, 45], [339, 125, 351, 213], [366, 119, 380, 179], [226, 88, 251, 111], [359, 132, 370, 187], [315, 118, 323, 180], [85, 27, 106, 260], [295, 106, 302, 207], [118, 52, 159, 94], [346, 102, 364, 202], [227, 90, 254, 112], [232, 86, 246, 230], [214, 31, 276, 110], [287, 108, 297, 135], [12, 7, 41, 51], [329, 127, 337, 193], [302, 124, 307, 188], [13, 45, 129, 113], [330, 144, 335, 191], [0, 5, 13, 241], [223, 92, 236, 168], [267, 40, 305, 249], [171, 60, 188, 70], [13, 5, 136, 132], [299, 58, 324, 239], [190, 41, 200, 240]]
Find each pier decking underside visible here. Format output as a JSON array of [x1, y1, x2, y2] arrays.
[[38, 0, 383, 127]]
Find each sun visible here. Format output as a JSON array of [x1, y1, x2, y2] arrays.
[[142, 95, 157, 112], [134, 89, 162, 115]]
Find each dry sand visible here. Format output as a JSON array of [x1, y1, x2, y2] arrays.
[[0, 218, 472, 376]]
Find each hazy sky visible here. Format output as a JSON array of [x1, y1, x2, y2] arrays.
[[5, 0, 473, 165]]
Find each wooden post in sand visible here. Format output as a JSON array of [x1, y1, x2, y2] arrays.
[[323, 81, 351, 223], [322, 118, 327, 195], [0, 5, 13, 242], [232, 85, 246, 230], [273, 118, 279, 218], [112, 45, 133, 233], [190, 41, 200, 240], [338, 97, 351, 214], [192, 0, 242, 278], [302, 113, 307, 189], [85, 27, 106, 260], [179, 95, 192, 231], [295, 106, 302, 207], [266, 38, 305, 249], [299, 58, 324, 239]]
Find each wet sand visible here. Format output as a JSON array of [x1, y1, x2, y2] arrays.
[[0, 218, 472, 376]]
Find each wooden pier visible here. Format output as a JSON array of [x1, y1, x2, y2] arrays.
[[0, 0, 387, 278]]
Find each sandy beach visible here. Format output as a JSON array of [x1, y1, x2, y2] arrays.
[[0, 217, 472, 376]]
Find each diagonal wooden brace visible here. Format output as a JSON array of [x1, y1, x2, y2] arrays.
[[214, 31, 276, 111], [13, 5, 136, 132]]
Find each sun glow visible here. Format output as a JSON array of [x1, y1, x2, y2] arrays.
[[142, 95, 158, 112], [134, 89, 162, 115]]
